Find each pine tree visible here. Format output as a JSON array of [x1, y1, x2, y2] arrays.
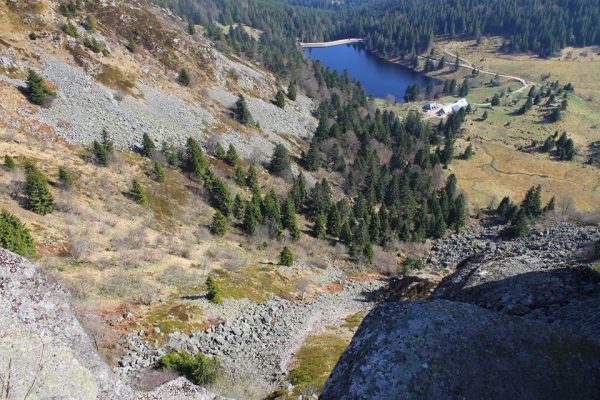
[[242, 164, 256, 189], [130, 178, 148, 205], [275, 89, 286, 108], [154, 161, 166, 183], [25, 69, 56, 106], [214, 142, 226, 160], [205, 175, 233, 217], [24, 162, 54, 215], [234, 163, 246, 185], [0, 210, 36, 257], [521, 185, 542, 218], [303, 141, 320, 171], [58, 166, 73, 188], [543, 196, 556, 213], [326, 205, 342, 238], [313, 213, 326, 239], [505, 210, 529, 238], [205, 276, 223, 304], [142, 133, 156, 157], [491, 94, 500, 107], [178, 68, 191, 86], [287, 81, 297, 101], [210, 210, 228, 236], [233, 193, 245, 220], [234, 94, 251, 125], [243, 201, 259, 234], [4, 155, 15, 170], [291, 173, 308, 208], [225, 144, 240, 166], [93, 140, 109, 166], [279, 246, 294, 266], [459, 78, 469, 97], [269, 144, 291, 177], [462, 143, 474, 159], [185, 137, 206, 177]]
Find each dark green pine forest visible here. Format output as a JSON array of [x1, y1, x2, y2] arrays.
[[154, 0, 600, 77]]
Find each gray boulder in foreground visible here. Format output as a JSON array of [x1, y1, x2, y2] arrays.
[[0, 249, 226, 400], [321, 300, 600, 400]]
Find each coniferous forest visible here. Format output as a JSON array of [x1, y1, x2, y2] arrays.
[[154, 0, 600, 78]]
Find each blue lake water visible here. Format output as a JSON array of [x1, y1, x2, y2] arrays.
[[304, 44, 433, 100]]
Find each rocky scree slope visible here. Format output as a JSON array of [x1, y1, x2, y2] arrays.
[[0, 0, 317, 163], [119, 271, 384, 390], [322, 222, 600, 399], [0, 248, 228, 400]]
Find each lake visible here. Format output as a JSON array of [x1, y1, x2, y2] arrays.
[[304, 43, 433, 101]]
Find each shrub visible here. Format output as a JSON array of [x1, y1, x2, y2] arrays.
[[62, 21, 79, 37], [0, 210, 36, 257], [158, 351, 223, 386], [178, 69, 191, 86], [275, 89, 286, 108], [24, 69, 56, 107], [205, 276, 223, 304], [58, 166, 73, 188], [280, 246, 294, 266], [130, 178, 148, 205], [24, 161, 55, 215], [84, 14, 97, 32], [154, 161, 166, 183], [4, 155, 15, 170], [210, 210, 228, 236]]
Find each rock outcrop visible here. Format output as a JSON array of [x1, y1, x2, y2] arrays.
[[321, 300, 600, 400], [0, 249, 225, 400], [322, 223, 600, 399]]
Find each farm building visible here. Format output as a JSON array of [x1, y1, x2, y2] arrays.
[[423, 102, 438, 110]]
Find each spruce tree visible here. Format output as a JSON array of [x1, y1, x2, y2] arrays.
[[269, 144, 291, 177], [287, 81, 297, 101], [459, 78, 469, 97], [291, 173, 308, 208], [243, 201, 259, 234], [246, 164, 259, 191], [210, 210, 228, 236], [303, 141, 320, 171], [205, 276, 223, 304], [142, 133, 156, 157], [235, 94, 251, 125], [521, 185, 542, 218], [101, 128, 114, 154], [279, 246, 294, 266], [225, 144, 240, 166], [326, 205, 342, 238], [233, 193, 245, 220], [93, 140, 109, 166], [25, 69, 56, 106], [275, 89, 286, 108], [491, 94, 500, 107], [0, 210, 36, 257], [24, 162, 55, 215], [130, 178, 148, 205], [154, 161, 166, 183], [185, 137, 206, 177], [481, 111, 488, 120], [234, 163, 246, 185], [543, 196, 556, 213], [205, 175, 233, 216], [505, 210, 529, 238], [313, 213, 326, 239]]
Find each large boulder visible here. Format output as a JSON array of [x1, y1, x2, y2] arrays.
[[321, 300, 600, 400], [0, 249, 226, 400], [432, 252, 600, 344]]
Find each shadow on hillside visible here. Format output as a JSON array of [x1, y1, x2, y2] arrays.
[[432, 265, 600, 341]]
